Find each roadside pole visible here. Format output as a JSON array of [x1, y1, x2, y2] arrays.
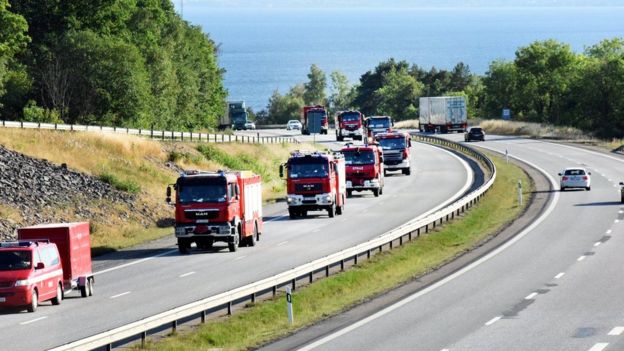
[[517, 179, 523, 206], [286, 287, 294, 325], [506, 149, 509, 164]]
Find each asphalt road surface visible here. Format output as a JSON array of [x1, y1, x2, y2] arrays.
[[285, 134, 624, 351], [0, 130, 474, 350]]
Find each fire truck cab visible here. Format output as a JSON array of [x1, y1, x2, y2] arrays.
[[168, 170, 263, 253], [341, 143, 385, 197], [375, 131, 412, 176]]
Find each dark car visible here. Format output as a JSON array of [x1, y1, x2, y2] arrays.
[[465, 127, 485, 142]]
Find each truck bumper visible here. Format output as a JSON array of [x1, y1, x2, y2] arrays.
[[0, 286, 31, 308], [175, 223, 236, 242], [346, 179, 381, 191], [384, 159, 410, 170], [287, 193, 334, 209]]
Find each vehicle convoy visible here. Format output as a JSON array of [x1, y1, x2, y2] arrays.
[[341, 143, 385, 197], [167, 170, 263, 253], [558, 168, 591, 191], [465, 126, 485, 141], [419, 96, 467, 133], [336, 110, 365, 141], [281, 151, 346, 218], [375, 131, 412, 175], [0, 222, 94, 312], [219, 101, 249, 130], [301, 105, 329, 135], [365, 116, 393, 140]]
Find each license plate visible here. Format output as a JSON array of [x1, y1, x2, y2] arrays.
[[304, 197, 315, 201], [0, 297, 5, 302]]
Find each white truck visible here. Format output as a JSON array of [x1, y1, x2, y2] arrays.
[[419, 96, 467, 133]]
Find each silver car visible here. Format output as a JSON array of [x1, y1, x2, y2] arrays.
[[559, 167, 591, 191], [287, 120, 302, 131]]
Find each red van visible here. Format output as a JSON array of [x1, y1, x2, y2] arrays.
[[0, 241, 64, 312]]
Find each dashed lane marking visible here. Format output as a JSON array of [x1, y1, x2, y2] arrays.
[[110, 291, 131, 299], [608, 327, 624, 336], [277, 241, 288, 246], [20, 316, 47, 325], [594, 242, 602, 247], [525, 292, 538, 300], [179, 271, 196, 278], [578, 256, 586, 262], [485, 316, 502, 326], [588, 343, 609, 351], [555, 272, 565, 279], [234, 255, 247, 261]]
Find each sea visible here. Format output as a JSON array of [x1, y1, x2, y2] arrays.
[[180, 6, 624, 111]]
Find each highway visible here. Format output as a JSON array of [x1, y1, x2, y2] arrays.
[[279, 134, 624, 351], [0, 131, 474, 350]]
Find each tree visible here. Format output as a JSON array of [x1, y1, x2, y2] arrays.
[[303, 64, 326, 105], [0, 0, 29, 107], [353, 58, 410, 115], [482, 60, 518, 118], [267, 87, 304, 124], [373, 66, 423, 121], [329, 70, 352, 111]]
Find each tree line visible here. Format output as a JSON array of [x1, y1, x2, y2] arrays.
[[266, 38, 624, 139], [0, 0, 226, 130]]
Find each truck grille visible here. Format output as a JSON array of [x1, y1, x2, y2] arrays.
[[0, 281, 13, 288], [295, 183, 322, 193], [184, 209, 219, 220], [383, 151, 403, 165]]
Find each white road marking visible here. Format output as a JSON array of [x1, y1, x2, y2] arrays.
[[110, 291, 131, 299], [578, 256, 586, 262], [615, 220, 620, 224], [441, 349, 450, 351], [619, 210, 624, 214], [607, 229, 612, 234], [277, 241, 288, 246], [94, 249, 178, 276], [555, 272, 565, 279], [179, 271, 195, 278], [485, 316, 502, 326], [296, 150, 560, 351], [234, 255, 247, 261], [525, 292, 538, 300], [20, 316, 47, 325], [266, 215, 288, 222], [601, 174, 606, 177], [588, 343, 609, 351], [608, 327, 624, 336], [609, 179, 613, 182], [594, 242, 602, 247]]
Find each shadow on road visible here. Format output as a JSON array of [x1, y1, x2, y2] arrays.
[[574, 201, 622, 207]]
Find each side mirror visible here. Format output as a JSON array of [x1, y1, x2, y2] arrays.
[[620, 182, 624, 186], [588, 172, 592, 175], [279, 164, 284, 178], [166, 186, 172, 204], [408, 139, 412, 147], [35, 262, 45, 270], [557, 173, 562, 176]]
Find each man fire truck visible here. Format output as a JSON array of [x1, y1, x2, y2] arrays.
[[341, 142, 385, 197], [280, 151, 346, 219], [167, 170, 263, 253], [375, 131, 412, 176], [336, 110, 364, 141]]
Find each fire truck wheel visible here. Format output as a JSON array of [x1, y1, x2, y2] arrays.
[[379, 186, 383, 195], [178, 239, 190, 254], [384, 170, 388, 177], [336, 202, 343, 215], [346, 190, 352, 198], [28, 290, 38, 312], [289, 208, 297, 219], [328, 204, 335, 218], [373, 189, 379, 197], [403, 168, 411, 176], [52, 283, 63, 305], [229, 231, 240, 252], [247, 224, 258, 247], [88, 277, 94, 296]]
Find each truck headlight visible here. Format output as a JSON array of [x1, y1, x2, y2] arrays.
[[175, 227, 187, 235], [325, 195, 332, 202], [15, 279, 30, 286]]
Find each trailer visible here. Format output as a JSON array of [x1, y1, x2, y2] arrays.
[[419, 96, 467, 133]]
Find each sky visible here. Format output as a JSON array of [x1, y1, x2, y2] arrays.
[[174, 0, 624, 8]]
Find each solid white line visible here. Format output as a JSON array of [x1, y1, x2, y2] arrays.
[[20, 316, 48, 325], [234, 255, 247, 261], [277, 241, 288, 246], [297, 151, 560, 351], [578, 256, 586, 262], [179, 271, 195, 278], [588, 343, 609, 351], [608, 327, 624, 336], [594, 242, 602, 247], [485, 316, 502, 326], [110, 291, 131, 299], [555, 272, 565, 279], [525, 292, 538, 300], [94, 249, 178, 276]]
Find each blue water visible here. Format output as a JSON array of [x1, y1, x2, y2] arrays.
[[181, 6, 624, 110]]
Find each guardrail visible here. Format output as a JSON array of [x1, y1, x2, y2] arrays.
[[49, 135, 496, 351], [0, 120, 298, 144]]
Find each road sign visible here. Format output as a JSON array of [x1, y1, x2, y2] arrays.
[[502, 109, 511, 120]]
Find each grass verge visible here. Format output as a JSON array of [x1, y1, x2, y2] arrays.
[[142, 152, 534, 351]]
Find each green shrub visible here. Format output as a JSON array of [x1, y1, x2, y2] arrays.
[[99, 172, 140, 193]]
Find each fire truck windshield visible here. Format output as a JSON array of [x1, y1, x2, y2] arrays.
[[378, 138, 406, 150], [178, 184, 227, 203], [369, 118, 390, 128], [289, 161, 329, 179], [341, 113, 360, 122], [0, 251, 32, 270], [342, 150, 375, 165]]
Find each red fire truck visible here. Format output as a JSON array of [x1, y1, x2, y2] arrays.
[[167, 170, 263, 253], [375, 131, 412, 176], [301, 105, 329, 135], [335, 110, 364, 141], [1, 222, 94, 312], [341, 143, 385, 197], [281, 151, 346, 218]]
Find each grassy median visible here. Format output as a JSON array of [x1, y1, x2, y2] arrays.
[[143, 152, 534, 351]]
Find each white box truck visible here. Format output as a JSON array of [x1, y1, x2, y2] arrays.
[[419, 96, 467, 133]]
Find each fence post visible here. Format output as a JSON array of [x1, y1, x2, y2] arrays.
[[150, 125, 154, 139], [20, 121, 23, 128]]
